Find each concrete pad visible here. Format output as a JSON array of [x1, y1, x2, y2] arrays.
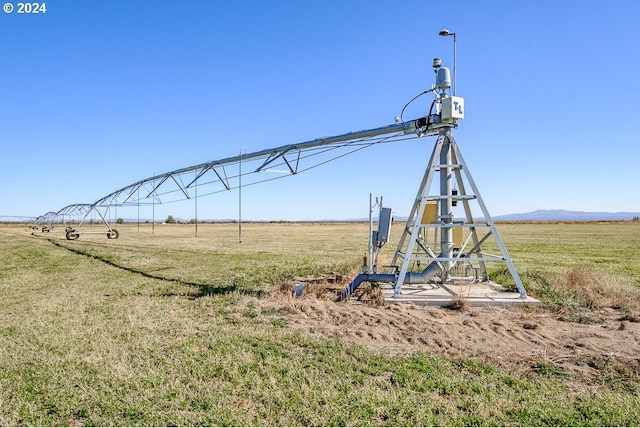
[[379, 281, 541, 307]]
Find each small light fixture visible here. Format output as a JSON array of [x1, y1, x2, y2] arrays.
[[438, 28, 457, 96]]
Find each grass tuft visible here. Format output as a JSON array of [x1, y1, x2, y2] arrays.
[[443, 294, 469, 312], [557, 267, 640, 311], [522, 267, 640, 316]]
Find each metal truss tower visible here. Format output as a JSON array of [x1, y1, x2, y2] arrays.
[[390, 125, 528, 299]]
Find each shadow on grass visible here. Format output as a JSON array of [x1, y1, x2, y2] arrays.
[[48, 239, 261, 299]]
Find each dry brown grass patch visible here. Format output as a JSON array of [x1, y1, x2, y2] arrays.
[[557, 267, 640, 312], [270, 271, 389, 311]]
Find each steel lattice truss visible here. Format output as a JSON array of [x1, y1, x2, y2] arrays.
[[33, 116, 443, 236]]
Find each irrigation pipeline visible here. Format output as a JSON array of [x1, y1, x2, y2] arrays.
[[36, 116, 433, 222], [338, 254, 443, 301]]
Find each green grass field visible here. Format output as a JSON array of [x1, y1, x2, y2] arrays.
[[1, 222, 639, 426]]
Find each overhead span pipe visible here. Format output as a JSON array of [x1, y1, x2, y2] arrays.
[[91, 117, 429, 208]]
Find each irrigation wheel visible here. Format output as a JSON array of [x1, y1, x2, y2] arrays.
[[106, 228, 119, 239], [65, 229, 80, 240]]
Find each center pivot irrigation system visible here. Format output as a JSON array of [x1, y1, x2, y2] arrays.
[[32, 30, 528, 300]]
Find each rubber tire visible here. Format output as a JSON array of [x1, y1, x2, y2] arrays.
[[66, 230, 79, 240], [106, 228, 119, 239]]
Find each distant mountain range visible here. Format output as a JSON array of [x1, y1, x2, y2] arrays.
[[355, 209, 640, 223], [491, 209, 640, 222]]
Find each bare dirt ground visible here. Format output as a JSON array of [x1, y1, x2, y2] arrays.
[[253, 278, 640, 389]]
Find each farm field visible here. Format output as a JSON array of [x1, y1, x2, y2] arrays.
[[1, 221, 639, 426]]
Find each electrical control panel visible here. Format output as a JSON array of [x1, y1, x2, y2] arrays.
[[441, 96, 464, 122], [376, 207, 393, 244]]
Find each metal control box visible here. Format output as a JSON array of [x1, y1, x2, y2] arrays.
[[376, 207, 393, 243], [453, 226, 463, 250], [421, 200, 438, 224], [441, 96, 464, 122]]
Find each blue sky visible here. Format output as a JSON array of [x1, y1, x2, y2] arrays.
[[2, 0, 639, 221]]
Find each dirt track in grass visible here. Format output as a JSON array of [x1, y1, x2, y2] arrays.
[[249, 281, 640, 389]]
